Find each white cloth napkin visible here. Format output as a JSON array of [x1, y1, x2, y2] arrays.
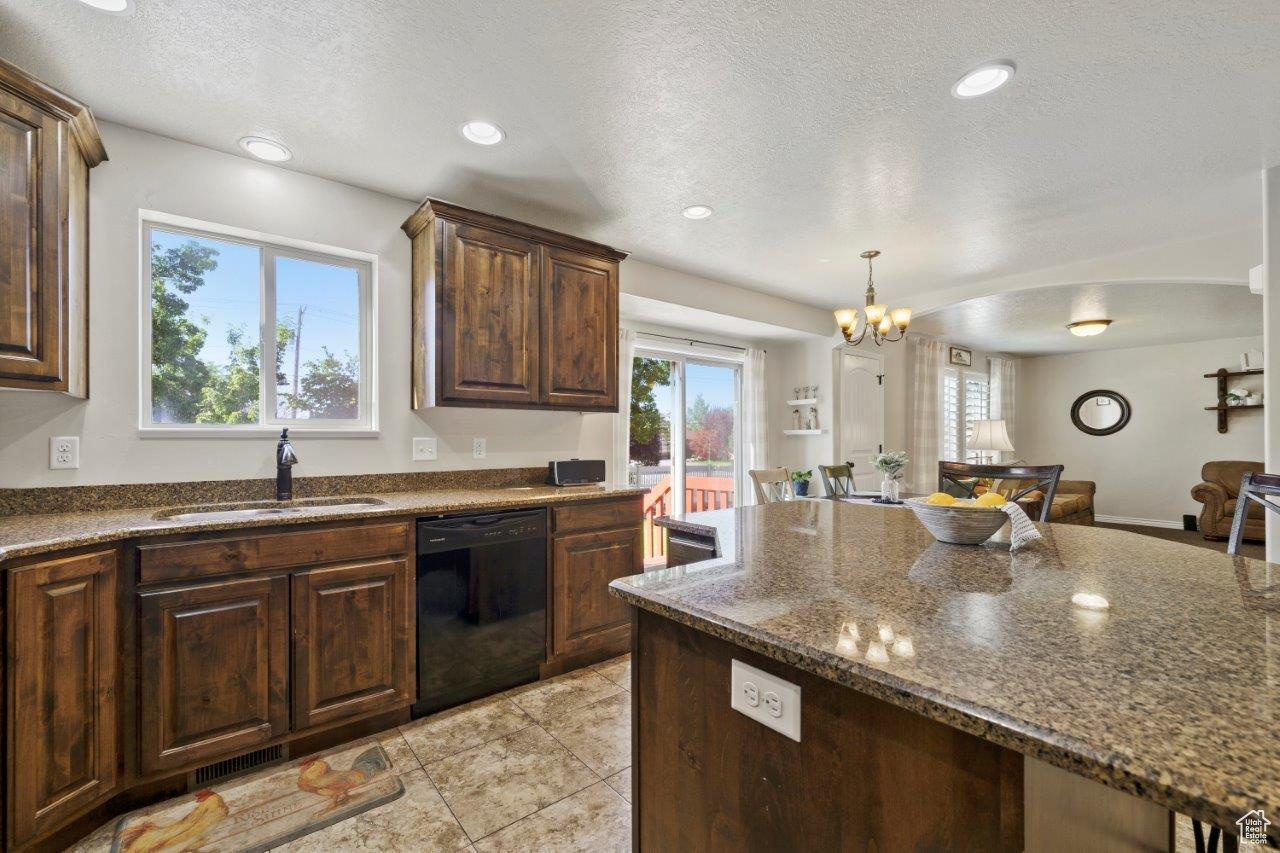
[[1000, 502, 1043, 550]]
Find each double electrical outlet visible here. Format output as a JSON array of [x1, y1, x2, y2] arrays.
[[730, 658, 801, 741], [411, 437, 487, 461]]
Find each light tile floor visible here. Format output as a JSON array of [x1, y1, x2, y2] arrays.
[[72, 655, 633, 852], [288, 654, 632, 851]]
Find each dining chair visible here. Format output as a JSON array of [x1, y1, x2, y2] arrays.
[[937, 461, 1064, 523], [749, 468, 793, 503], [1228, 472, 1280, 556], [819, 463, 856, 498]]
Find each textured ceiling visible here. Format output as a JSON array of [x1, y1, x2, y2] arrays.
[[3, 0, 1278, 308], [911, 282, 1262, 355]]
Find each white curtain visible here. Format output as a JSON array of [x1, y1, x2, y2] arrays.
[[909, 338, 947, 494], [611, 329, 637, 485], [988, 356, 1018, 462], [741, 348, 768, 505]]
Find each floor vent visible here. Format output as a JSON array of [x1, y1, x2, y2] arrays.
[[191, 744, 286, 788]]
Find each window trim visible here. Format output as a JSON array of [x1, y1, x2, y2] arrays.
[[941, 366, 990, 463], [137, 210, 379, 438]]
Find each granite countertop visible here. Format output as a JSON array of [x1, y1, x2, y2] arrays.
[[613, 500, 1280, 832], [0, 483, 647, 563]]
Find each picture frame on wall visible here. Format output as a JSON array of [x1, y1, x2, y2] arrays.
[[948, 346, 973, 367]]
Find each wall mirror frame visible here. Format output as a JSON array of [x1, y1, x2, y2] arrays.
[[1070, 390, 1131, 436]]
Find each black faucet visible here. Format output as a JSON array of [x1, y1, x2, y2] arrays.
[[276, 428, 298, 500]]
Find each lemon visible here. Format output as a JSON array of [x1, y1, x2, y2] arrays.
[[925, 492, 957, 505], [975, 492, 1007, 507]]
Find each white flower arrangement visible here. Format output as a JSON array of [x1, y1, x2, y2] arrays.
[[871, 450, 909, 480]]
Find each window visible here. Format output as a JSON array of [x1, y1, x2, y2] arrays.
[[141, 214, 376, 433], [941, 367, 989, 462]]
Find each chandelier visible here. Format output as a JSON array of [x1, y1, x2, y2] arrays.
[[833, 250, 912, 346]]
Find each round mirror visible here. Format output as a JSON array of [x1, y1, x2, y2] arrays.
[[1071, 390, 1131, 436]]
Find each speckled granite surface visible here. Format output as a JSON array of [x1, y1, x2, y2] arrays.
[[0, 475, 646, 562], [613, 500, 1280, 834], [0, 467, 555, 515]]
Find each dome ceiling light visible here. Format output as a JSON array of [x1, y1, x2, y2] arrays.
[[1067, 320, 1112, 337]]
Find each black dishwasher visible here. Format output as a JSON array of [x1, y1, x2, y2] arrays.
[[413, 508, 547, 717]]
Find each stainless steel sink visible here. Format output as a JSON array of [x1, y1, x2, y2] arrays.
[[155, 496, 385, 523]]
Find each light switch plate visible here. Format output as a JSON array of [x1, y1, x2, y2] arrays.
[[731, 658, 800, 741], [412, 437, 438, 461], [473, 437, 486, 459], [49, 436, 80, 469]]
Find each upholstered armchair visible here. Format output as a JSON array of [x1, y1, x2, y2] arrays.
[[1192, 460, 1266, 541]]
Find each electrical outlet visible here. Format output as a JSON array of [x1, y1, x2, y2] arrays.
[[731, 659, 800, 741], [49, 436, 80, 470], [473, 437, 486, 459], [412, 437, 438, 461]]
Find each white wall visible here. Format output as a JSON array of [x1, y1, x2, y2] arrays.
[[1017, 335, 1265, 525], [769, 332, 908, 479], [0, 123, 802, 488]]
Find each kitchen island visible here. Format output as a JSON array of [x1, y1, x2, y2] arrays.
[[615, 500, 1279, 850]]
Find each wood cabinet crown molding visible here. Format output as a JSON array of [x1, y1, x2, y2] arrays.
[[0, 57, 106, 167], [401, 197, 627, 262]]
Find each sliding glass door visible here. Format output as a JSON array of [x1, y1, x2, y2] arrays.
[[628, 345, 741, 563]]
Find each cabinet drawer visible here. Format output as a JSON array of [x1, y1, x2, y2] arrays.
[[138, 521, 412, 584], [553, 498, 641, 534], [667, 534, 717, 567]]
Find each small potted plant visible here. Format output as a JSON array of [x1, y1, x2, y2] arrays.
[[1227, 387, 1251, 407], [791, 469, 813, 497], [870, 450, 909, 504]]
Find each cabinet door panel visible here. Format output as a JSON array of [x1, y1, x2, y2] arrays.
[[292, 558, 414, 729], [9, 550, 118, 846], [540, 247, 617, 410], [0, 91, 63, 385], [139, 575, 288, 773], [440, 221, 540, 405], [552, 526, 641, 658]]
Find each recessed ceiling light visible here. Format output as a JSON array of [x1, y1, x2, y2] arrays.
[[460, 120, 505, 145], [76, 0, 132, 12], [238, 136, 292, 162], [1067, 319, 1112, 337], [682, 205, 713, 220], [952, 61, 1015, 99]]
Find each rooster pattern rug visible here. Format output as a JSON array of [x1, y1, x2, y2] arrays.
[[109, 738, 403, 853]]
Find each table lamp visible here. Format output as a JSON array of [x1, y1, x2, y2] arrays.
[[968, 419, 1014, 464]]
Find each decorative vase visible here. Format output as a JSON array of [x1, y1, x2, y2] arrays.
[[794, 479, 810, 497], [880, 474, 900, 503]]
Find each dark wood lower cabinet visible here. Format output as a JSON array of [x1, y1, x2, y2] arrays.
[[138, 575, 289, 774], [551, 525, 642, 659], [7, 550, 118, 848], [291, 558, 414, 729]]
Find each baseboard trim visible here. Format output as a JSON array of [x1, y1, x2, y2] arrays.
[[1094, 514, 1185, 530]]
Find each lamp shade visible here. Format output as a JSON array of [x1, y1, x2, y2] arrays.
[[968, 419, 1015, 452]]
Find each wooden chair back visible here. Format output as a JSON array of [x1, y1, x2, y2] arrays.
[[937, 461, 1065, 523], [819, 463, 856, 498], [750, 468, 793, 503], [1228, 472, 1280, 555]]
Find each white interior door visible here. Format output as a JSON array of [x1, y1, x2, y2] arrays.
[[835, 349, 884, 490]]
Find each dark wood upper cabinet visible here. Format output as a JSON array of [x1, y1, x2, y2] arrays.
[[138, 575, 289, 774], [291, 557, 415, 730], [0, 58, 105, 396], [8, 549, 118, 847], [403, 199, 626, 411], [541, 247, 618, 409], [441, 221, 542, 405]]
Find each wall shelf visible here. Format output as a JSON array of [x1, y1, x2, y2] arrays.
[[783, 429, 827, 436], [1205, 367, 1264, 433], [786, 398, 818, 406]]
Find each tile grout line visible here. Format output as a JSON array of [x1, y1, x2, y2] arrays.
[[418, 762, 478, 849]]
